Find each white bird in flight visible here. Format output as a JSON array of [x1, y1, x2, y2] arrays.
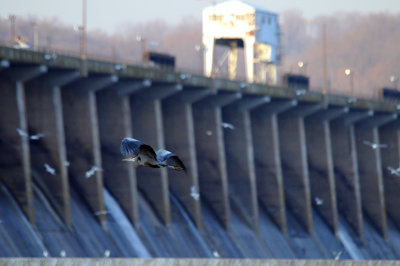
[[221, 122, 235, 130], [387, 166, 400, 177], [85, 166, 102, 179], [44, 163, 56, 175], [314, 197, 324, 206], [334, 250, 343, 260], [16, 128, 45, 140], [363, 140, 388, 149], [30, 133, 45, 140], [104, 249, 111, 258], [190, 186, 200, 201]]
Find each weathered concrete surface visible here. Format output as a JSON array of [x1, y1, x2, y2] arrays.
[[249, 100, 297, 235], [379, 121, 400, 229], [2, 259, 400, 266], [25, 77, 72, 227], [97, 88, 139, 227], [1, 46, 400, 113], [191, 91, 241, 228], [0, 65, 48, 224], [130, 97, 171, 225], [304, 107, 347, 236], [162, 97, 202, 228], [61, 77, 114, 229], [277, 103, 320, 234], [0, 78, 34, 223], [330, 116, 364, 239], [222, 96, 270, 231], [3, 46, 400, 261], [305, 118, 337, 232], [193, 103, 230, 228], [354, 124, 387, 239]]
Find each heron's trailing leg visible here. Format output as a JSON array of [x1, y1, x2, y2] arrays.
[[167, 165, 184, 171], [158, 162, 182, 171]]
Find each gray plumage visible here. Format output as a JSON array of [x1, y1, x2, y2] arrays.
[[121, 138, 185, 171], [156, 149, 186, 172], [121, 138, 160, 168], [121, 138, 155, 158]]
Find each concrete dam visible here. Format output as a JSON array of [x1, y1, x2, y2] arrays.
[[1, 45, 400, 260]]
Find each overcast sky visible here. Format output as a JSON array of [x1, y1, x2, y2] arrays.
[[1, 0, 399, 33]]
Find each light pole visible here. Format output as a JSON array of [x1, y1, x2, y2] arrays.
[[31, 22, 39, 51], [112, 45, 117, 62], [306, 19, 328, 93], [390, 75, 398, 90], [345, 68, 354, 96], [81, 0, 87, 76], [195, 44, 204, 74], [8, 14, 16, 46], [73, 25, 83, 55], [322, 23, 328, 94], [297, 61, 307, 75], [46, 35, 52, 51], [136, 35, 146, 64]]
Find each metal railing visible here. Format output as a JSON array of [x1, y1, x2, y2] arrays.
[[0, 40, 392, 103]]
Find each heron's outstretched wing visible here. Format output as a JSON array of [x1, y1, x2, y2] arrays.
[[121, 138, 156, 160], [121, 138, 143, 156], [156, 149, 186, 171], [139, 144, 158, 161]]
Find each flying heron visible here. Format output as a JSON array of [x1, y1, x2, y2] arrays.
[[121, 138, 186, 171]]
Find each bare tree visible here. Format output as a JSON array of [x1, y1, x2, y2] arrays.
[[1, 11, 399, 99]]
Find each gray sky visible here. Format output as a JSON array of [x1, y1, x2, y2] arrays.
[[1, 0, 399, 33]]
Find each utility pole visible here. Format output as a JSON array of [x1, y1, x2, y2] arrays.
[[322, 23, 327, 94], [81, 0, 88, 76], [9, 14, 16, 46], [136, 35, 146, 64], [345, 68, 354, 96], [31, 22, 39, 51]]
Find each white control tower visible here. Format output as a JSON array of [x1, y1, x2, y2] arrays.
[[202, 0, 281, 84]]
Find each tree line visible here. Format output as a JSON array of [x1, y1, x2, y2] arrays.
[[0, 10, 399, 99]]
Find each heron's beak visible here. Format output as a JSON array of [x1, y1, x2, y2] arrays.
[[122, 158, 137, 162]]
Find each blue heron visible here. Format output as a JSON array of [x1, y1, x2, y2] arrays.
[[121, 138, 186, 171]]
